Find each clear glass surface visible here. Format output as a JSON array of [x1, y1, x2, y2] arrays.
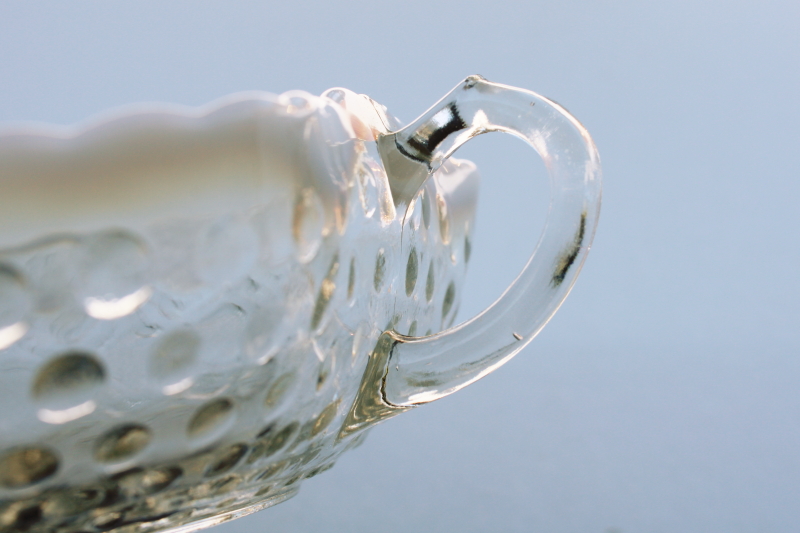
[[0, 77, 600, 533]]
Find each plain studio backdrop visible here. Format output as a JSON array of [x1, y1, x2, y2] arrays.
[[1, 1, 798, 532]]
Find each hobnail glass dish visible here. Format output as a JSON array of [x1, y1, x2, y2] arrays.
[[0, 76, 601, 533]]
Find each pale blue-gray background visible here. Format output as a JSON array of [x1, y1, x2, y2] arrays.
[[1, 1, 798, 532]]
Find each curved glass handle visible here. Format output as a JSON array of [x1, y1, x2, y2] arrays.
[[379, 76, 602, 406]]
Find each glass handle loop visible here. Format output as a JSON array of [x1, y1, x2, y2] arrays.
[[378, 76, 602, 406]]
